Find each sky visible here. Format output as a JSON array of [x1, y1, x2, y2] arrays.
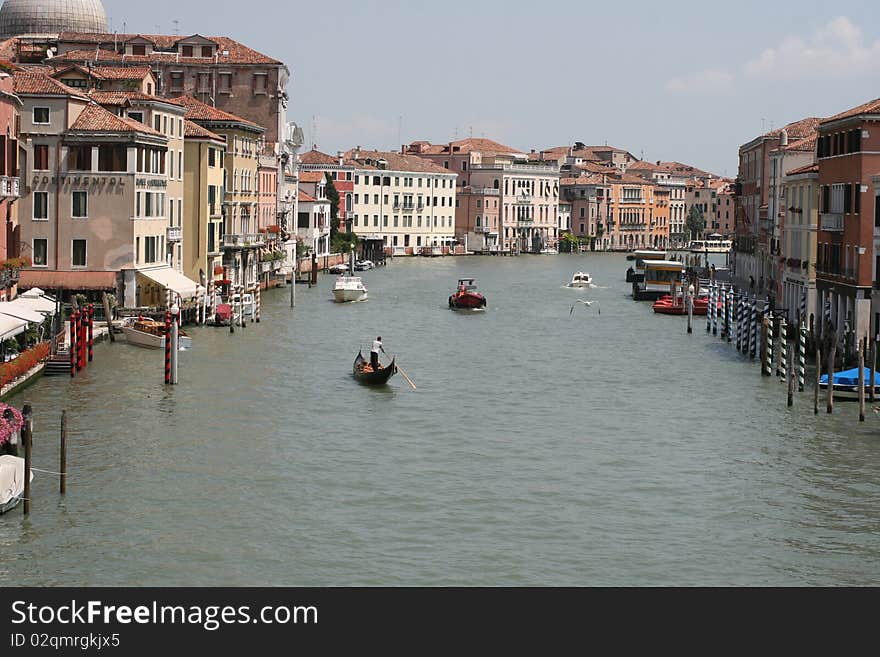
[[103, 0, 880, 176]]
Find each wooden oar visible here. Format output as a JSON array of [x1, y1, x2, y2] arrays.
[[396, 363, 417, 390]]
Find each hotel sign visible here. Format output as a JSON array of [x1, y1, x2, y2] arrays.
[[136, 178, 167, 189], [32, 175, 126, 186]]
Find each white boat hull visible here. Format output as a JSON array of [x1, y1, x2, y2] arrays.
[[122, 326, 193, 350], [333, 288, 368, 303], [0, 455, 32, 515]]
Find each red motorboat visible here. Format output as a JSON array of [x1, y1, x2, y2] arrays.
[[213, 303, 233, 326], [449, 278, 487, 310], [652, 294, 709, 315]]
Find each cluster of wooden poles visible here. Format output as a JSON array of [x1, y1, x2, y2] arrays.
[[20, 404, 69, 516], [682, 278, 877, 421]]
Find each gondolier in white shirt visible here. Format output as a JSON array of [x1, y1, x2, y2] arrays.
[[371, 336, 386, 371]]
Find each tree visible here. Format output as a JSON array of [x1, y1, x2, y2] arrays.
[[685, 205, 705, 242], [324, 172, 341, 234]]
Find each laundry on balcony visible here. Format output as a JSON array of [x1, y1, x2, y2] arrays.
[[136, 266, 204, 300]]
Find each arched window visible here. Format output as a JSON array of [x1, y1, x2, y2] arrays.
[[493, 179, 499, 189]]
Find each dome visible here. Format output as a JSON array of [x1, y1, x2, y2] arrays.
[[0, 0, 108, 39]]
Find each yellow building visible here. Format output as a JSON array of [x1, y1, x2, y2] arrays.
[[174, 96, 265, 290], [183, 120, 226, 286]]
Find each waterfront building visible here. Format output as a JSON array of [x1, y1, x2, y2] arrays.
[[298, 147, 355, 232], [560, 174, 609, 249], [13, 71, 200, 307], [87, 90, 187, 272], [256, 152, 283, 286], [606, 174, 656, 251], [732, 116, 822, 301], [182, 119, 225, 287], [0, 62, 21, 301], [455, 184, 501, 253], [873, 174, 880, 340], [296, 171, 330, 256], [780, 163, 819, 327], [347, 149, 458, 254], [814, 98, 880, 354], [173, 95, 265, 292], [406, 138, 560, 252]]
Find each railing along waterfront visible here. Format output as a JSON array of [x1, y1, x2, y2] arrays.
[[221, 233, 266, 249]]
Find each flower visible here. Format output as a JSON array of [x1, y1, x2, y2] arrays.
[[0, 402, 24, 446]]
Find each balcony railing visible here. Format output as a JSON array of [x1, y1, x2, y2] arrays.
[[475, 225, 490, 233], [514, 194, 533, 205], [0, 176, 20, 199], [516, 218, 534, 226], [619, 196, 644, 204], [820, 213, 843, 232], [221, 233, 266, 249], [166, 226, 182, 243]]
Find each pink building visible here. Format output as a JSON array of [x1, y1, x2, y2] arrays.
[[0, 63, 21, 301]]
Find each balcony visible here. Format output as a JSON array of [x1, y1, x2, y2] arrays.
[[166, 226, 182, 243], [820, 213, 843, 232], [475, 225, 490, 233], [619, 196, 644, 205], [221, 233, 266, 250], [516, 218, 534, 226], [0, 176, 20, 199], [514, 194, 533, 205]]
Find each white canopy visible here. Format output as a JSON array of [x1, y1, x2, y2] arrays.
[[0, 300, 46, 323], [137, 266, 204, 300], [20, 287, 46, 298], [0, 314, 27, 341], [13, 295, 56, 315]]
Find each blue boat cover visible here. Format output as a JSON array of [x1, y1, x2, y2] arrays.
[[819, 368, 879, 386]]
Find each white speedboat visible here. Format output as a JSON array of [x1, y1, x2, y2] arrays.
[[122, 317, 193, 350], [0, 454, 32, 514], [568, 271, 592, 288], [354, 260, 375, 271], [540, 247, 559, 255], [329, 263, 350, 274], [332, 276, 368, 303]]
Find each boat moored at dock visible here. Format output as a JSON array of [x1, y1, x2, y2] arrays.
[[626, 249, 667, 283], [0, 454, 32, 515], [122, 318, 192, 350], [819, 368, 880, 400], [633, 260, 685, 301]]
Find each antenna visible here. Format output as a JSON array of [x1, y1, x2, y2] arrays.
[[398, 114, 402, 149], [173, 20, 180, 37], [761, 117, 765, 133], [311, 115, 318, 150], [469, 125, 473, 139]]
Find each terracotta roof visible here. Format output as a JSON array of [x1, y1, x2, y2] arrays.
[[785, 163, 819, 176], [56, 33, 282, 66], [761, 117, 822, 140], [12, 71, 86, 97], [299, 148, 352, 166], [90, 65, 154, 81], [298, 190, 316, 202], [87, 90, 185, 108], [821, 98, 880, 124], [0, 38, 17, 61], [170, 95, 263, 131], [298, 171, 327, 183], [772, 134, 817, 154], [560, 175, 607, 186], [68, 103, 165, 137], [183, 119, 224, 142], [409, 137, 520, 156], [346, 149, 458, 175]]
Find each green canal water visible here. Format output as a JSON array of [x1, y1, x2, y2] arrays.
[[1, 254, 878, 585]]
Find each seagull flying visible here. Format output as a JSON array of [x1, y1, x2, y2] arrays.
[[570, 299, 600, 315]]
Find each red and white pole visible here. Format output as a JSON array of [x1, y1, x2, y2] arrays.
[[69, 310, 77, 378], [87, 303, 94, 363], [164, 311, 172, 385]]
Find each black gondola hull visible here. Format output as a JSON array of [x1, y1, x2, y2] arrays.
[[353, 350, 397, 385]]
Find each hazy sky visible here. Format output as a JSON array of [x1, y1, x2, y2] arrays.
[[104, 0, 880, 176]]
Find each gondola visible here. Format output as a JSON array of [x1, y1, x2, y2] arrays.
[[353, 350, 397, 385]]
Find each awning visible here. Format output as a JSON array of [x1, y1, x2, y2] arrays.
[[20, 288, 46, 298], [0, 299, 46, 323], [19, 270, 117, 291], [136, 266, 203, 299], [14, 295, 57, 315], [0, 314, 27, 341]]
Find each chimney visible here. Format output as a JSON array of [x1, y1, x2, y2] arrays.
[[656, 160, 660, 165], [337, 151, 343, 165]]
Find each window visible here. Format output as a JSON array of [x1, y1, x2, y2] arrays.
[[72, 191, 88, 218], [33, 191, 48, 220], [182, 45, 194, 57], [61, 78, 88, 88], [132, 44, 146, 56], [33, 239, 48, 267], [144, 236, 158, 263], [33, 144, 49, 170], [128, 111, 144, 124], [253, 73, 268, 95], [202, 46, 213, 57], [72, 239, 86, 267], [170, 72, 183, 90], [33, 107, 49, 124], [209, 148, 216, 167], [68, 145, 92, 171], [219, 73, 232, 93]]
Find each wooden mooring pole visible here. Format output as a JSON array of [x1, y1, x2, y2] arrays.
[[814, 344, 821, 415], [787, 348, 795, 407], [858, 339, 865, 422], [22, 403, 32, 515], [826, 337, 836, 414], [871, 338, 877, 404], [60, 410, 67, 495], [101, 292, 115, 343]]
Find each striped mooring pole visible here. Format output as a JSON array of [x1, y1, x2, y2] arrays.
[[255, 283, 261, 323], [779, 317, 788, 382], [69, 310, 77, 378], [736, 295, 743, 352], [799, 321, 807, 392], [164, 311, 172, 385], [87, 303, 94, 363], [711, 283, 718, 336], [749, 297, 757, 359], [76, 310, 85, 371], [706, 282, 712, 333], [765, 307, 774, 376]]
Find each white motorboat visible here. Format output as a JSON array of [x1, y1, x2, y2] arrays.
[[329, 263, 350, 274], [122, 317, 193, 350], [687, 238, 732, 253], [332, 276, 368, 303], [0, 454, 32, 514], [354, 260, 375, 271], [567, 271, 593, 288]]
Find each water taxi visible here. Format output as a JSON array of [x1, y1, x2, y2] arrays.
[[332, 276, 368, 303], [567, 272, 593, 288], [688, 238, 732, 253], [449, 278, 487, 310], [122, 317, 193, 350]]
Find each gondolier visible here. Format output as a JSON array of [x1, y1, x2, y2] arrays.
[[371, 336, 386, 371]]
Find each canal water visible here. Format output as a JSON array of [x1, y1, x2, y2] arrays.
[[2, 254, 878, 586]]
